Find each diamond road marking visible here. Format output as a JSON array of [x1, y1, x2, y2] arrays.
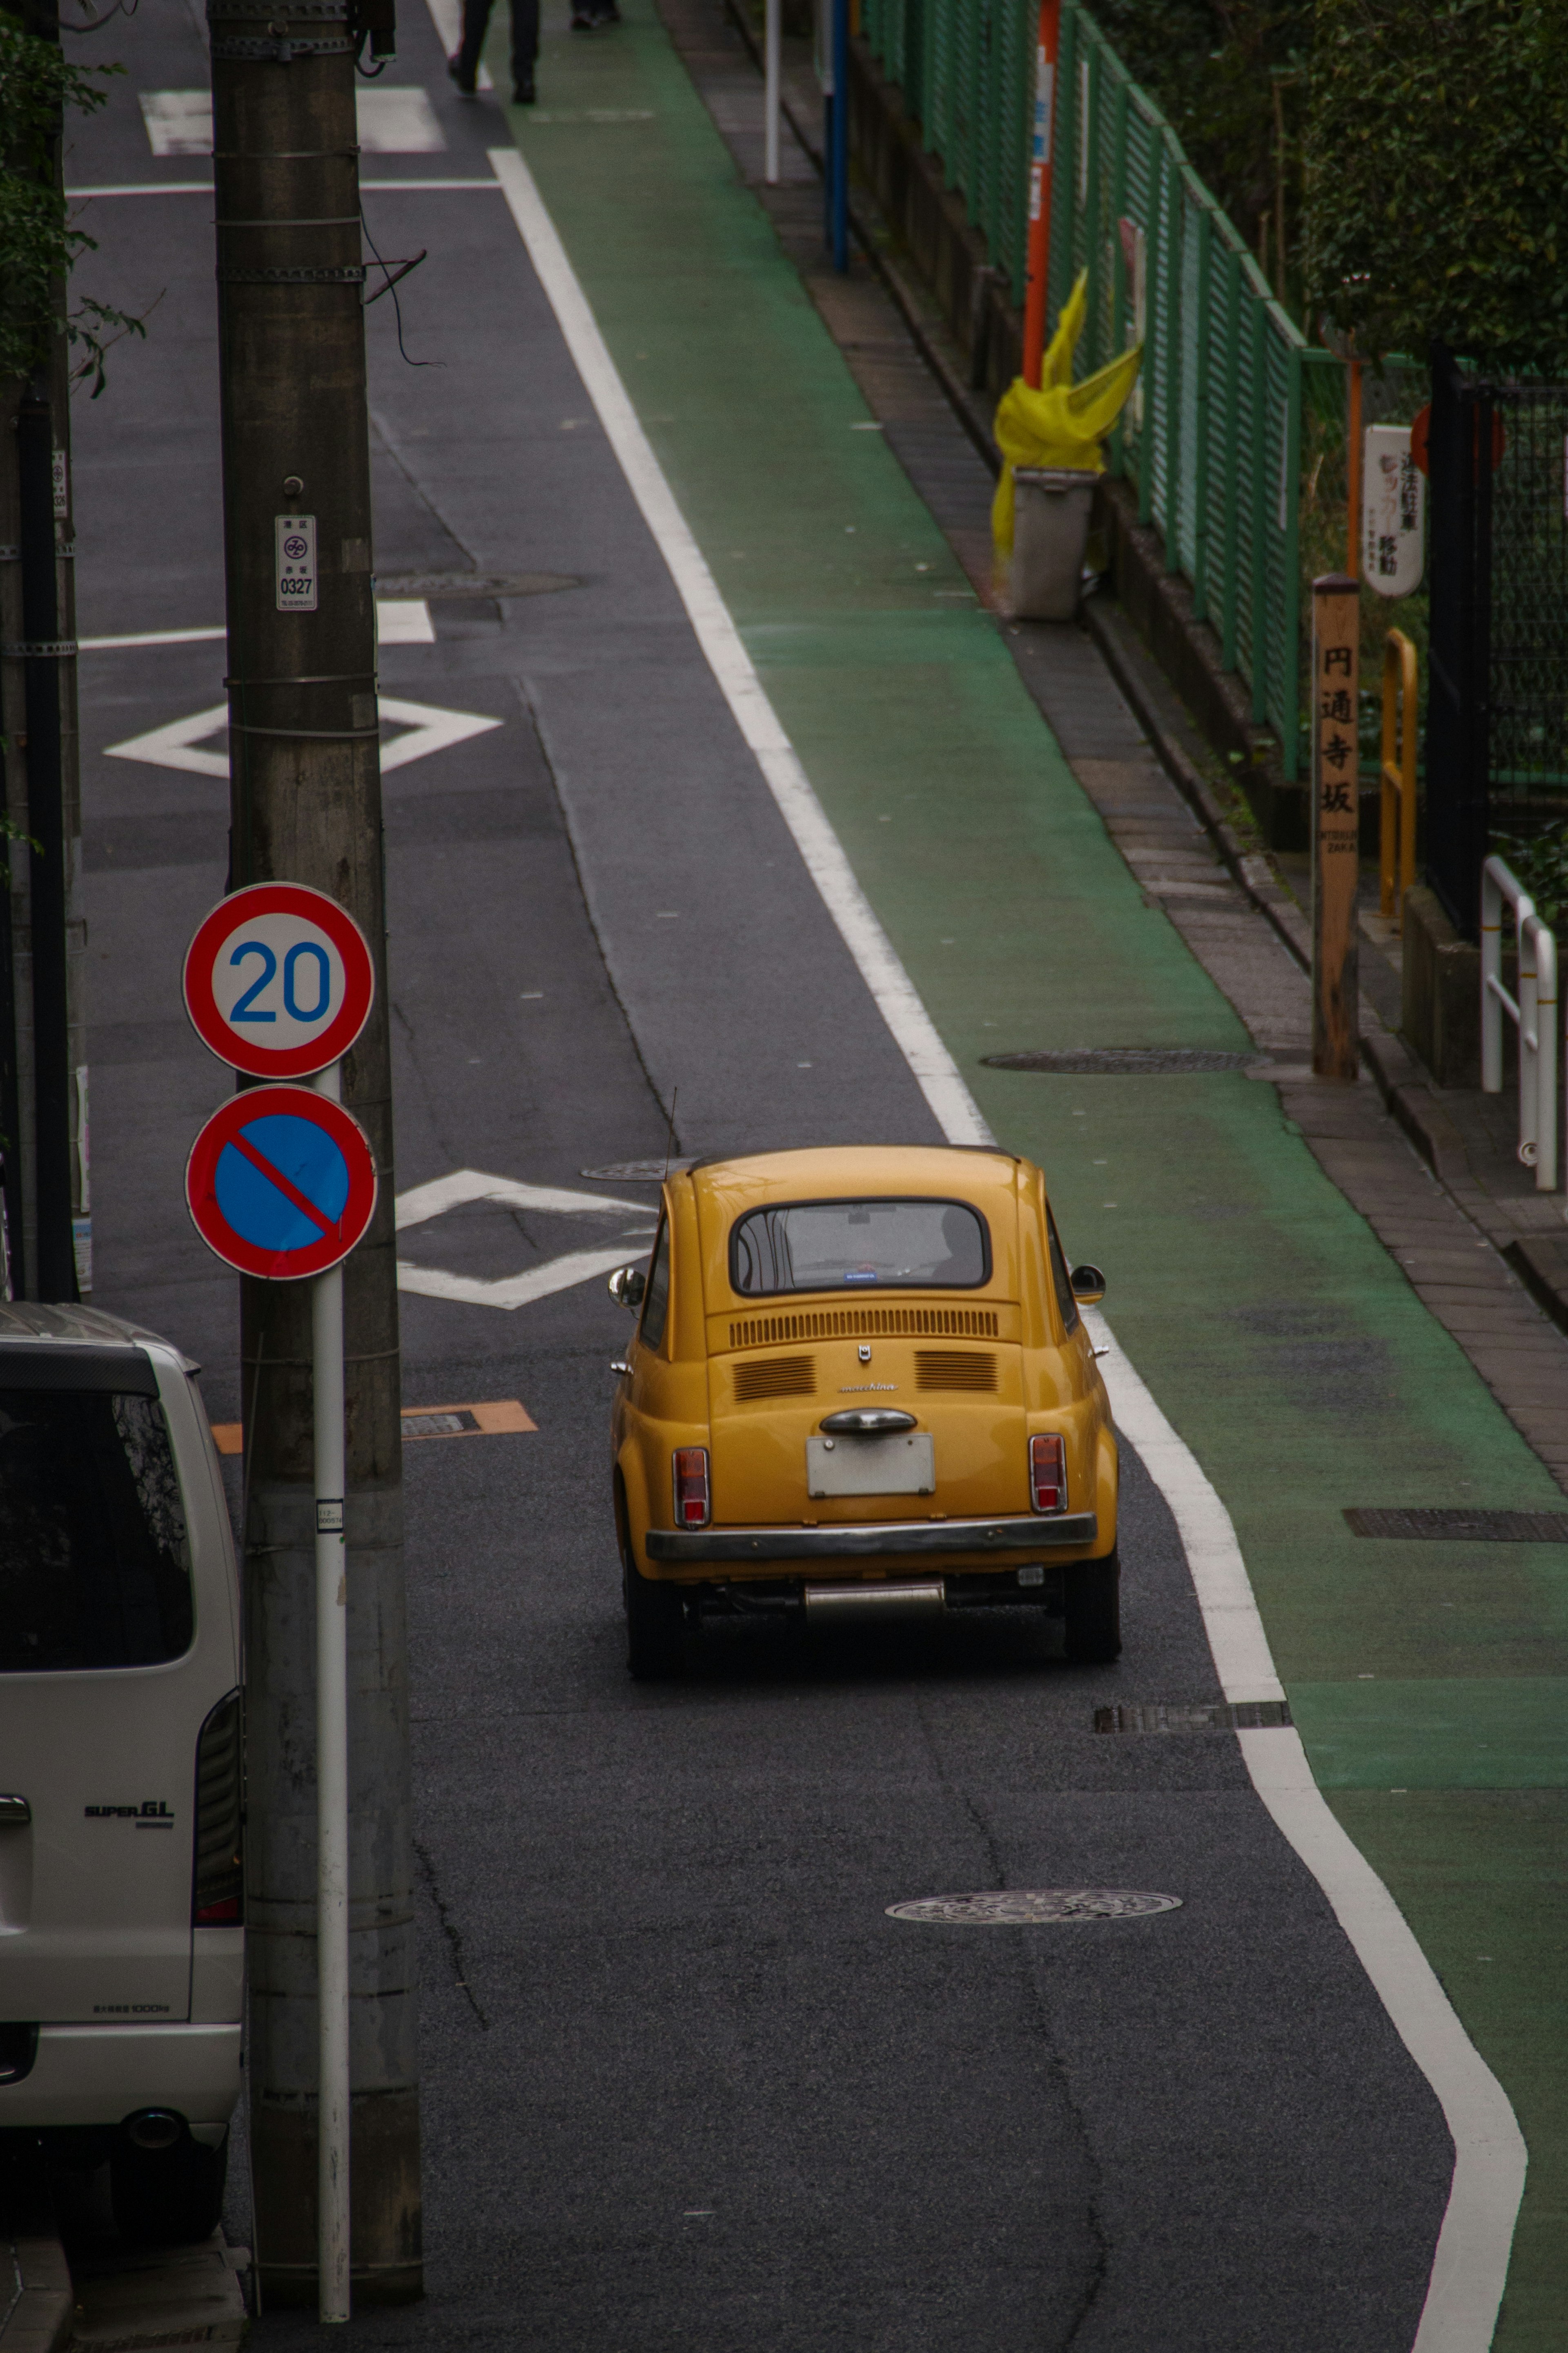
[[103, 696, 501, 779], [394, 1169, 654, 1311]]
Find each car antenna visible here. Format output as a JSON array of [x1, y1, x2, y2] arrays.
[[662, 1085, 679, 1184]]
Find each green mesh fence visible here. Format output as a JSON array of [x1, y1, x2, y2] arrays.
[[859, 0, 1330, 781]]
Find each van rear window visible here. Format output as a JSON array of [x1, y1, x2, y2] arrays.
[[731, 1198, 990, 1296], [0, 1391, 193, 1673]]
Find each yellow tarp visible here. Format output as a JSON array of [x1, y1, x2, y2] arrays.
[[991, 272, 1143, 560]]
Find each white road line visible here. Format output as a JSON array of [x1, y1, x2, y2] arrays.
[[488, 145, 989, 1153], [397, 1246, 633, 1311], [1087, 1310, 1524, 2352], [80, 626, 225, 651], [394, 1169, 648, 1228], [67, 179, 501, 196], [493, 143, 1527, 2349]]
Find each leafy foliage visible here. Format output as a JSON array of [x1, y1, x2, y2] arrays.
[[1305, 0, 1568, 373], [1085, 0, 1311, 243], [0, 12, 144, 391], [1492, 832, 1568, 934]]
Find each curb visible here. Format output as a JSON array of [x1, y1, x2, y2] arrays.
[[0, 2228, 72, 2353]]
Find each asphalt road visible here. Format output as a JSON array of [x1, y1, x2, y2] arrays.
[[71, 4, 1452, 2342]]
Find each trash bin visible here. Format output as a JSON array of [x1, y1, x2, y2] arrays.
[[1009, 466, 1097, 620]]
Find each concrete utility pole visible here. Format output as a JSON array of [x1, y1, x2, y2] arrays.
[[208, 0, 422, 2305], [0, 0, 89, 1306]]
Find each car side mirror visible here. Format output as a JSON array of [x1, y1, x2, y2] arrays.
[[608, 1265, 647, 1313], [1069, 1263, 1106, 1305]]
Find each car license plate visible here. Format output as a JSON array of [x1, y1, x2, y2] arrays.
[[806, 1433, 935, 1499]]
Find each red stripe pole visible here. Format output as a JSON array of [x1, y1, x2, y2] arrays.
[[1021, 0, 1062, 389]]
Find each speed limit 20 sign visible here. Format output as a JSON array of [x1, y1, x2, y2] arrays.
[[183, 881, 374, 1079]]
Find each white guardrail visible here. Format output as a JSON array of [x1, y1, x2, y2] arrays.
[[1481, 854, 1559, 1192]]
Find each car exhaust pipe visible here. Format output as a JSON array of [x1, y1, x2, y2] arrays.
[[125, 2109, 185, 2152], [804, 1578, 946, 1623]]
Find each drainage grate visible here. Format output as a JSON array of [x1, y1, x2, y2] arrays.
[[981, 1048, 1259, 1075], [1345, 1507, 1568, 1542], [401, 1409, 480, 1439], [376, 570, 579, 599], [580, 1158, 697, 1181], [1094, 1700, 1293, 1733], [886, 1889, 1182, 1924]]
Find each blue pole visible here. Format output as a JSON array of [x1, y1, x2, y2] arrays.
[[831, 0, 849, 272]]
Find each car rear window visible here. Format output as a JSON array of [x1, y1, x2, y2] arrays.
[[731, 1198, 990, 1295], [0, 1390, 194, 1674]]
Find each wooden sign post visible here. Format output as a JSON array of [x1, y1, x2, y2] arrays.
[[1312, 574, 1361, 1079]]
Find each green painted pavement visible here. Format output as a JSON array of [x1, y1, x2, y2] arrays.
[[504, 9, 1568, 2336], [1294, 1679, 1568, 1788]]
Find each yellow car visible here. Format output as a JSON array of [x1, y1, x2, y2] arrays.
[[608, 1145, 1119, 1677]]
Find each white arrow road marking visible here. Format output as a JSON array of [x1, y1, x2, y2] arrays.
[[103, 696, 501, 779], [394, 1168, 655, 1309]]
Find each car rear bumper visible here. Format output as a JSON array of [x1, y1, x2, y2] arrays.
[[646, 1510, 1098, 1564], [0, 2022, 242, 2132]]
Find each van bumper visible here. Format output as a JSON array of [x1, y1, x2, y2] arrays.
[[646, 1511, 1098, 1563], [0, 2023, 242, 2131]]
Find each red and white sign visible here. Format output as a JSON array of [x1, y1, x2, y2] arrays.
[[183, 882, 374, 1079], [185, 1085, 378, 1281]]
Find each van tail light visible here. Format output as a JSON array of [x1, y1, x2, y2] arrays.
[[192, 1689, 243, 1927], [1029, 1434, 1067, 1515], [673, 1447, 711, 1528]]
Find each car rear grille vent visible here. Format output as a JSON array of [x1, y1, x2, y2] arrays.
[[733, 1354, 815, 1402], [914, 1351, 998, 1392], [730, 1307, 1000, 1350]]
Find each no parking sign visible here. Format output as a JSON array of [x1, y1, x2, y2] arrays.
[[185, 1084, 377, 1280]]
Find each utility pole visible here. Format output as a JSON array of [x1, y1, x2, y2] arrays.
[[2, 0, 89, 1306], [208, 0, 421, 2306]]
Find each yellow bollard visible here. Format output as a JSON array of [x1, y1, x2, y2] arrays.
[[1380, 629, 1419, 923]]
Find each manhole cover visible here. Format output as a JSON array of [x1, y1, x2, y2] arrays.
[[982, 1048, 1258, 1075], [886, 1889, 1182, 1924], [376, 570, 580, 599], [579, 1158, 697, 1182], [1094, 1700, 1292, 1733], [1345, 1507, 1568, 1542]]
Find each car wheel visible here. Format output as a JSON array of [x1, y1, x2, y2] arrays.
[[109, 2123, 228, 2246], [1063, 1548, 1121, 1664], [623, 1548, 684, 1679]]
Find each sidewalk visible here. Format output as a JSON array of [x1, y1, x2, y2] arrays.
[[510, 5, 1567, 2335]]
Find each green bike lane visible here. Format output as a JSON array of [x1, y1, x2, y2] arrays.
[[500, 9, 1566, 2335]]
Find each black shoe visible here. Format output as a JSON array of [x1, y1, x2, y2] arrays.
[[447, 50, 477, 94], [513, 76, 536, 102]]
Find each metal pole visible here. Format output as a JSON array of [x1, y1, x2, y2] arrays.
[[1311, 573, 1361, 1080], [1020, 0, 1062, 388], [313, 1061, 350, 2324], [831, 0, 849, 272], [212, 0, 421, 2304], [764, 0, 780, 185]]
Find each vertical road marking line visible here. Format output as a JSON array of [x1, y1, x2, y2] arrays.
[[1087, 1307, 1526, 2353], [490, 142, 1527, 2349], [487, 146, 991, 1153]]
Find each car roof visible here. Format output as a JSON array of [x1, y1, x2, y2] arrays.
[[0, 1301, 194, 1366], [688, 1144, 1024, 1211]]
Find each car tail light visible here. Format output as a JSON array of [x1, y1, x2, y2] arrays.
[[1029, 1434, 1067, 1514], [673, 1447, 711, 1528], [192, 1689, 243, 1927]]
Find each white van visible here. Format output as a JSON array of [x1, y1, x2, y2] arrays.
[[0, 1304, 243, 2241]]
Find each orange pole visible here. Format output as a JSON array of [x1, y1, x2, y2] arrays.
[[1345, 356, 1363, 578], [1021, 0, 1062, 389]]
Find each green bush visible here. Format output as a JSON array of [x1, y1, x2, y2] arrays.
[[0, 11, 140, 392], [1305, 0, 1568, 373]]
